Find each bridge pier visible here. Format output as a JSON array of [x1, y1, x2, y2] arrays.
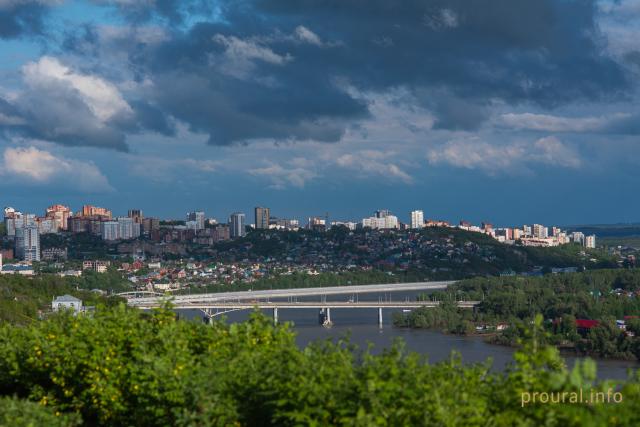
[[378, 307, 383, 328], [273, 307, 278, 325], [318, 307, 332, 325]]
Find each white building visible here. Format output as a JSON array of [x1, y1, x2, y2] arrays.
[[83, 260, 110, 273], [362, 214, 399, 229], [101, 221, 119, 241], [410, 210, 424, 229], [187, 211, 205, 230], [116, 217, 138, 240], [532, 224, 548, 239], [15, 225, 40, 261], [585, 235, 596, 249], [52, 295, 83, 314], [571, 232, 585, 245], [229, 212, 246, 238]]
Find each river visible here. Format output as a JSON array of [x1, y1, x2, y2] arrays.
[[178, 289, 638, 381]]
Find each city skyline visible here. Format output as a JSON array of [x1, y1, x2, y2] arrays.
[[1, 1, 640, 225], [0, 199, 633, 229]]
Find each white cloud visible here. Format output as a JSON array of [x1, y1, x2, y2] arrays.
[[0, 112, 25, 125], [498, 112, 628, 132], [1, 146, 113, 192], [598, 0, 640, 57], [294, 26, 323, 46], [212, 34, 292, 80], [531, 136, 582, 168], [22, 56, 132, 122], [335, 150, 413, 184], [423, 8, 459, 30], [427, 136, 581, 173], [249, 160, 317, 189]]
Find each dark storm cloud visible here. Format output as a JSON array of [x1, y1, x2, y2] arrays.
[[4, 0, 631, 149], [122, 0, 628, 141], [0, 0, 56, 39]]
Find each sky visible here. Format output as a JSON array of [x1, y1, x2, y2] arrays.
[[1, 0, 640, 226]]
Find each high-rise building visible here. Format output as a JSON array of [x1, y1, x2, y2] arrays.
[[142, 218, 160, 236], [571, 232, 585, 245], [410, 210, 424, 229], [481, 222, 494, 232], [100, 221, 119, 241], [512, 228, 524, 240], [4, 207, 23, 237], [128, 209, 144, 224], [187, 211, 205, 230], [307, 217, 326, 231], [117, 217, 138, 240], [254, 207, 270, 229], [532, 224, 548, 239], [229, 212, 246, 238], [585, 235, 596, 249], [523, 225, 532, 237], [46, 205, 71, 230], [81, 205, 112, 219], [15, 225, 40, 262], [36, 217, 57, 234], [362, 211, 399, 229]]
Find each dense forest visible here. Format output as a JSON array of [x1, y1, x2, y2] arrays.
[[395, 269, 640, 360], [1, 307, 639, 426]]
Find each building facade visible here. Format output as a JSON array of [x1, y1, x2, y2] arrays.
[[254, 207, 270, 229], [229, 212, 246, 238], [15, 225, 40, 262], [187, 211, 205, 230], [100, 221, 119, 241], [410, 210, 424, 229], [46, 204, 71, 230]]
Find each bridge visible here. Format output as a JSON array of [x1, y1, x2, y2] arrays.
[[123, 281, 456, 307], [140, 300, 480, 326], [122, 281, 475, 327]]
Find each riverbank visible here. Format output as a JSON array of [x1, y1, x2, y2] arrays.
[[178, 306, 639, 380]]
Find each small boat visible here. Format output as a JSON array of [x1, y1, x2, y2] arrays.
[[402, 309, 412, 313], [322, 319, 333, 328]]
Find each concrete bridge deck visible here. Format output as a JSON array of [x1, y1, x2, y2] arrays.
[[124, 281, 456, 306], [134, 301, 479, 310]]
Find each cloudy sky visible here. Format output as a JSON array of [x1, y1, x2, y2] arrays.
[[1, 0, 640, 225]]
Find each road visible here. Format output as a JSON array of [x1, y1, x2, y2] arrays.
[[125, 281, 456, 306]]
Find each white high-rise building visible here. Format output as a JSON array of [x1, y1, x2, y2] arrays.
[[410, 210, 424, 229], [187, 211, 205, 230], [229, 212, 246, 238], [532, 224, 548, 239], [101, 221, 119, 241], [15, 225, 40, 262], [585, 235, 596, 249], [117, 217, 136, 240], [571, 232, 585, 245], [362, 211, 400, 229]]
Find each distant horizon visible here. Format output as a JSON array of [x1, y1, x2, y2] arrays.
[[3, 198, 639, 231]]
